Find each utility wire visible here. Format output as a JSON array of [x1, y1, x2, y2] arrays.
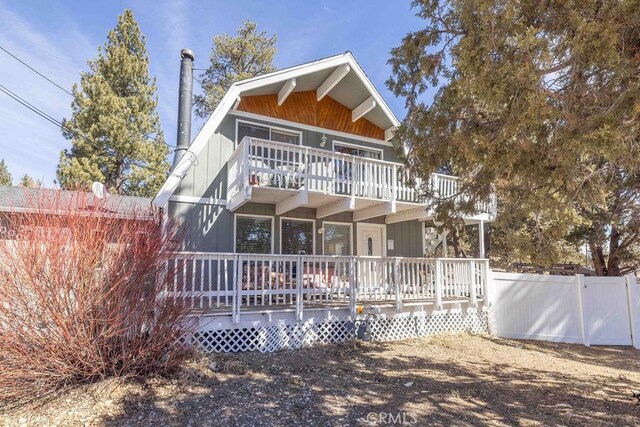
[[0, 82, 173, 172], [0, 45, 73, 96], [0, 44, 175, 148]]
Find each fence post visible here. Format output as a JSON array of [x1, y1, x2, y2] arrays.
[[625, 274, 639, 349], [349, 257, 357, 318], [296, 256, 303, 322], [394, 258, 402, 313], [233, 255, 242, 324], [435, 259, 443, 310], [482, 260, 491, 304], [576, 274, 589, 346], [469, 260, 477, 308]]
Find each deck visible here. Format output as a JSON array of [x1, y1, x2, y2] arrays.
[[169, 253, 489, 323], [225, 137, 496, 222]]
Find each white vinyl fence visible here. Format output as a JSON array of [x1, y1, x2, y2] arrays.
[[491, 272, 640, 348]]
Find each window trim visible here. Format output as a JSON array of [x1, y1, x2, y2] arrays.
[[233, 213, 275, 254], [235, 119, 303, 147], [332, 140, 384, 160], [321, 221, 353, 256], [279, 217, 316, 255]]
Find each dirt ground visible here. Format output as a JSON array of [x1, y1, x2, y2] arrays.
[[3, 334, 640, 426]]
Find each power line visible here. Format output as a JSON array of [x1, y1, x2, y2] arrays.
[[0, 82, 173, 173], [0, 44, 175, 148], [0, 45, 73, 96]]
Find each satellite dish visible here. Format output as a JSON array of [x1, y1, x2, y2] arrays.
[[92, 181, 109, 199]]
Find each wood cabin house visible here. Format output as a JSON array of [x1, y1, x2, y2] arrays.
[[153, 52, 496, 351]]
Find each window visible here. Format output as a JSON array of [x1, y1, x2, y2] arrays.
[[235, 215, 273, 253], [322, 223, 351, 255], [333, 142, 382, 160], [237, 121, 301, 145], [281, 218, 314, 255], [271, 129, 300, 144], [237, 122, 270, 143]]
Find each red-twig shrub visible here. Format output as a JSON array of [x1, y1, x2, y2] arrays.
[[0, 190, 193, 404]]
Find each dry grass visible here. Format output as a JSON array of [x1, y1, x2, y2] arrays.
[[3, 334, 640, 426]]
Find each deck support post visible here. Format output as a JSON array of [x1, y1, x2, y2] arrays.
[[296, 256, 304, 322], [394, 258, 402, 313], [233, 255, 242, 324], [349, 258, 357, 318], [478, 220, 485, 258], [441, 231, 449, 258], [435, 259, 444, 310]]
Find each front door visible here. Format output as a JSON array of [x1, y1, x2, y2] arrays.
[[357, 225, 384, 257], [357, 224, 385, 296]]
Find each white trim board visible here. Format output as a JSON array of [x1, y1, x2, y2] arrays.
[[152, 52, 401, 208], [230, 110, 393, 147], [168, 195, 227, 206]]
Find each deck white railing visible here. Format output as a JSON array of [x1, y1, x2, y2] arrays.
[[228, 138, 497, 208], [168, 253, 489, 322]]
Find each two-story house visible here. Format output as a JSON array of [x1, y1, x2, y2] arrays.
[[152, 52, 495, 352], [154, 52, 493, 258]]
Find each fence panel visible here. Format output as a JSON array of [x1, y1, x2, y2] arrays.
[[581, 277, 632, 345], [491, 272, 637, 347], [491, 272, 584, 343]]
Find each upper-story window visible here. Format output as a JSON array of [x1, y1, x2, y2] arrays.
[[236, 120, 301, 146], [333, 141, 382, 160]]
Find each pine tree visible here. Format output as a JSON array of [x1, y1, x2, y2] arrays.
[[0, 160, 11, 186], [57, 9, 169, 197], [19, 174, 39, 189], [388, 1, 640, 275], [194, 20, 277, 119]]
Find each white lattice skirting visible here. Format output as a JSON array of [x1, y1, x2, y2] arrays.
[[191, 307, 489, 353], [192, 316, 355, 353], [361, 308, 489, 342]]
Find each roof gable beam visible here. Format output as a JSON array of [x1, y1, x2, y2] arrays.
[[384, 126, 396, 141], [352, 96, 376, 122], [316, 64, 350, 101], [277, 78, 296, 105]]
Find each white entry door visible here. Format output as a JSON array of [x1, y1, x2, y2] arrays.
[[357, 224, 384, 257]]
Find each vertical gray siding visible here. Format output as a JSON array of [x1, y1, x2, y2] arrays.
[[386, 221, 425, 257]]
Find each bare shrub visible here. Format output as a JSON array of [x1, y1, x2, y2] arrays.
[[0, 190, 193, 404]]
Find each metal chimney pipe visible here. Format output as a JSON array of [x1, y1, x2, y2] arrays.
[[172, 48, 195, 171]]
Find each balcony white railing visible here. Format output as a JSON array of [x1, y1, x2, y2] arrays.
[[227, 137, 496, 216], [168, 253, 489, 322]]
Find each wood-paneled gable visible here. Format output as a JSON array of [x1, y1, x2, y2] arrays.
[[236, 91, 385, 140]]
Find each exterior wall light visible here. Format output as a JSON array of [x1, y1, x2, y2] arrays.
[[320, 133, 327, 147]]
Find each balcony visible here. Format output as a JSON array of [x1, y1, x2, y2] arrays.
[[227, 137, 495, 222]]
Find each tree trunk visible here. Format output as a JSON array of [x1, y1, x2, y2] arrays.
[[607, 225, 622, 276], [451, 227, 467, 258], [589, 241, 607, 276]]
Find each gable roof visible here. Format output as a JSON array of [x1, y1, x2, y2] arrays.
[[153, 52, 401, 208]]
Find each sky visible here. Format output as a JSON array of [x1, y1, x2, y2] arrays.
[[0, 0, 428, 186]]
